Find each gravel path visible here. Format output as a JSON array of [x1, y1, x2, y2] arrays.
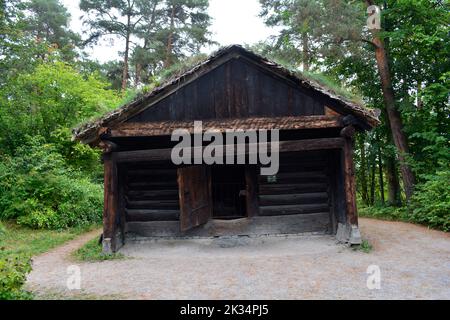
[[26, 218, 450, 300]]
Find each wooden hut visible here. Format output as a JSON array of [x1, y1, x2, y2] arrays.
[[73, 45, 379, 253]]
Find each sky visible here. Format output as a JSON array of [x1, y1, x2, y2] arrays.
[[61, 0, 278, 63]]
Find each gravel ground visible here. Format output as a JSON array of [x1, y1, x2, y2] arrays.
[[26, 218, 450, 300]]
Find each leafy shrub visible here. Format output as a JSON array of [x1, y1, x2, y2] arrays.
[[360, 170, 449, 232], [359, 205, 408, 220], [0, 255, 32, 300], [0, 137, 102, 229], [409, 170, 450, 232]]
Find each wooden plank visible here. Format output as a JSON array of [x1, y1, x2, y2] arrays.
[[178, 166, 212, 232], [126, 209, 179, 222], [103, 154, 118, 252], [259, 192, 328, 206], [342, 128, 358, 225], [259, 204, 330, 216], [259, 175, 328, 184], [258, 171, 327, 180], [259, 183, 328, 195], [126, 189, 179, 200], [127, 181, 178, 188], [126, 213, 331, 238], [126, 199, 179, 210], [113, 138, 345, 163]]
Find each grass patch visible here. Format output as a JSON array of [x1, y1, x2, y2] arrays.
[[72, 238, 124, 262], [359, 205, 409, 222], [353, 239, 373, 253], [0, 221, 98, 260], [0, 220, 99, 299]]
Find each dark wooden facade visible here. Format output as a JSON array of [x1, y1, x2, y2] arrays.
[[74, 45, 379, 253]]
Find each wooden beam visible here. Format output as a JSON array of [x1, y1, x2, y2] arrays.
[[102, 153, 119, 253], [341, 126, 358, 225], [108, 116, 344, 138], [245, 166, 259, 217], [113, 137, 345, 163]]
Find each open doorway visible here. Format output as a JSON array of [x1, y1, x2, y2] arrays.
[[211, 166, 247, 220]]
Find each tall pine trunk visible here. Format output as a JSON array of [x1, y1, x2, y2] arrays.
[[366, 1, 416, 201], [121, 14, 131, 92], [302, 32, 310, 72], [385, 156, 401, 206], [164, 5, 175, 68], [358, 136, 369, 205], [378, 145, 385, 205]]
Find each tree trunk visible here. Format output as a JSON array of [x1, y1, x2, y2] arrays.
[[385, 155, 401, 206], [135, 62, 141, 87], [366, 1, 416, 201], [302, 32, 310, 72], [378, 145, 385, 205], [164, 5, 176, 68], [121, 28, 131, 92], [369, 152, 376, 205], [358, 136, 369, 205]]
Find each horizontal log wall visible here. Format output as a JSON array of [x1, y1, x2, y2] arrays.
[[257, 151, 332, 233], [123, 164, 180, 223]]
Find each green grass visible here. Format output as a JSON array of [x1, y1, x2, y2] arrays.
[[354, 239, 373, 253], [0, 220, 99, 300], [0, 221, 98, 260], [71, 238, 124, 262]]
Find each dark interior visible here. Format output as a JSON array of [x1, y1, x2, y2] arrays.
[[211, 165, 247, 219]]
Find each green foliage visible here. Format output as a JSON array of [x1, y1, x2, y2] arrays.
[[0, 221, 95, 300], [0, 137, 103, 229], [0, 255, 32, 300], [409, 171, 450, 232], [359, 205, 408, 222], [352, 239, 373, 253], [360, 171, 450, 232], [72, 238, 124, 262], [0, 60, 120, 153]]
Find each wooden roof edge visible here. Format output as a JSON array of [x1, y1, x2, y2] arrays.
[[72, 45, 381, 144], [108, 115, 345, 138]]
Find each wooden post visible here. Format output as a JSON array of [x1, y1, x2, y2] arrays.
[[341, 125, 358, 226], [101, 141, 119, 253], [338, 125, 362, 244], [245, 166, 259, 217]]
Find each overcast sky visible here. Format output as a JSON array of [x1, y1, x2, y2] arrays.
[[61, 0, 278, 63]]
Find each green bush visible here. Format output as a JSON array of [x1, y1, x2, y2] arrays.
[[409, 170, 450, 232], [0, 137, 103, 229], [360, 170, 450, 232], [0, 255, 32, 300]]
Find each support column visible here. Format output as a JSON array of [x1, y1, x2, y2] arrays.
[[245, 166, 259, 218], [336, 125, 362, 245], [101, 141, 119, 253]]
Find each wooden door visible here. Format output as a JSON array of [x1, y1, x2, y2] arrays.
[[177, 166, 212, 232]]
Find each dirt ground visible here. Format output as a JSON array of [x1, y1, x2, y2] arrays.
[[26, 218, 450, 300]]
